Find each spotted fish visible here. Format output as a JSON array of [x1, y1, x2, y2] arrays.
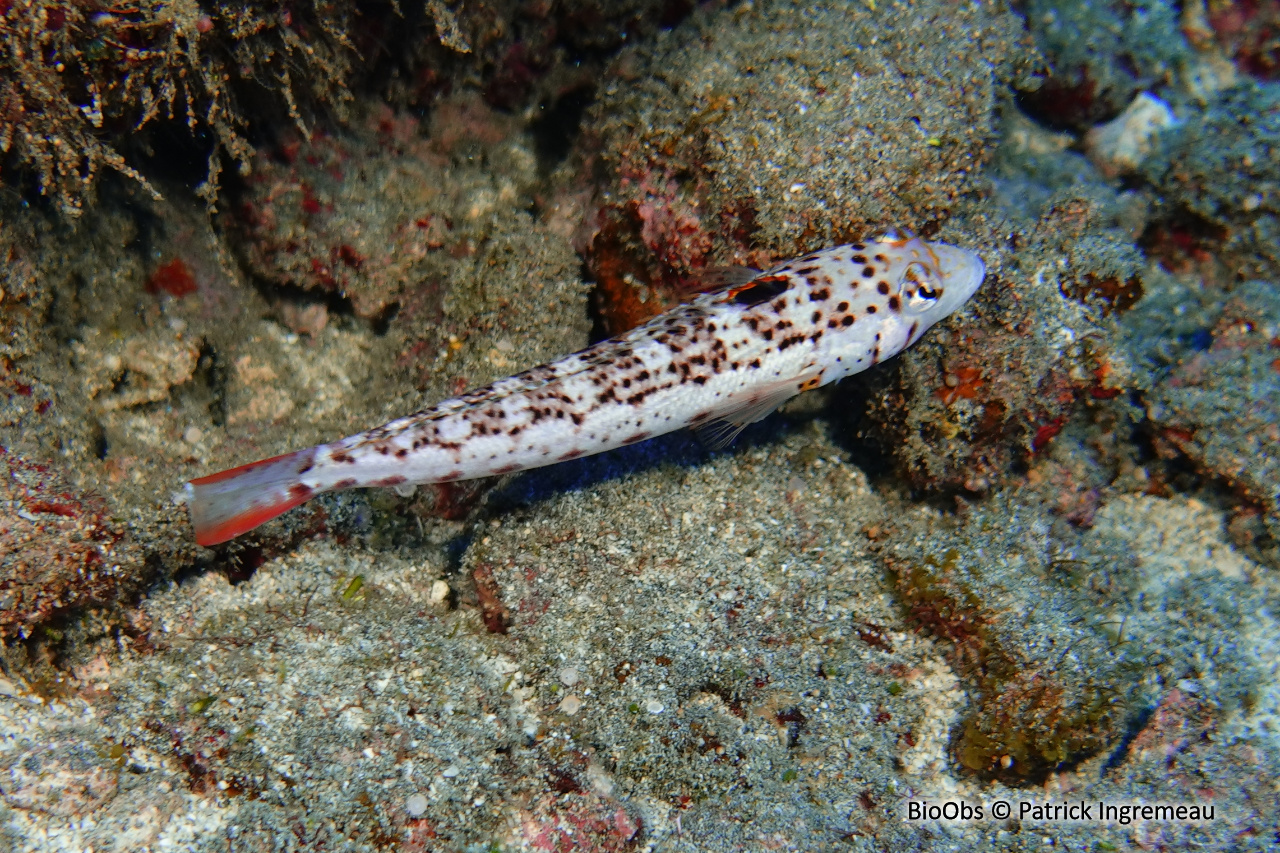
[[186, 233, 984, 545]]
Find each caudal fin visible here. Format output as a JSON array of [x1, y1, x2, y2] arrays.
[[185, 449, 318, 546]]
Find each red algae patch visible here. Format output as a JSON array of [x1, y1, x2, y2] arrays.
[[0, 448, 138, 639]]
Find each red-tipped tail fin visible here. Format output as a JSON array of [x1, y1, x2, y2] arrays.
[[185, 449, 318, 546]]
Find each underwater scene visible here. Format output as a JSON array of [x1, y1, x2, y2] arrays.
[[1, 0, 1278, 849]]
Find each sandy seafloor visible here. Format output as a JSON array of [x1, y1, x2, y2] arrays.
[[2, 0, 1280, 851]]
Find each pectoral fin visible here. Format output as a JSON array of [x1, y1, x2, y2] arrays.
[[694, 371, 823, 450]]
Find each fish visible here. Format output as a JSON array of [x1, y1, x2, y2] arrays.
[[185, 233, 985, 546]]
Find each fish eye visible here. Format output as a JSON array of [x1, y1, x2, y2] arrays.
[[902, 262, 943, 310]]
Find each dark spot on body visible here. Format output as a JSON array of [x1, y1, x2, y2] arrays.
[[908, 321, 919, 341], [289, 483, 313, 500], [889, 296, 900, 311], [778, 334, 807, 351], [877, 281, 890, 295], [333, 478, 358, 490], [862, 267, 875, 278], [623, 431, 650, 444], [809, 288, 830, 302], [841, 316, 854, 327], [494, 463, 520, 474], [852, 254, 866, 263]]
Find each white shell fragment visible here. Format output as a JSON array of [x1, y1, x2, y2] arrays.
[[1085, 92, 1179, 178]]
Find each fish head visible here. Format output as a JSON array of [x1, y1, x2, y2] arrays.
[[882, 235, 985, 332], [822, 234, 985, 374]]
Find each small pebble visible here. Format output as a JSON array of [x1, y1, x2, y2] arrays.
[[559, 694, 582, 715], [183, 426, 204, 444], [646, 699, 664, 715], [442, 765, 459, 778], [405, 793, 428, 817], [558, 667, 579, 687], [429, 580, 450, 604], [393, 483, 417, 498]]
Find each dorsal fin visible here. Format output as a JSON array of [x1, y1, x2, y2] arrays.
[[681, 265, 761, 295]]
